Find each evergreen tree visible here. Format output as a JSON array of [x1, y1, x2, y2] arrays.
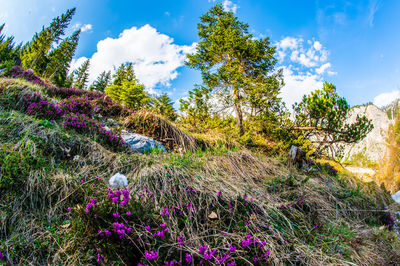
[[112, 63, 136, 85], [44, 30, 80, 87], [120, 81, 151, 110], [153, 93, 178, 121], [293, 82, 373, 157], [180, 86, 212, 128], [20, 8, 76, 74], [186, 4, 282, 135], [0, 24, 21, 64], [89, 71, 111, 92], [73, 59, 90, 90], [105, 64, 151, 110]]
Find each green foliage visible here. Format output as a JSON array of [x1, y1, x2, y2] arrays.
[[112, 63, 136, 86], [20, 8, 76, 75], [105, 64, 151, 110], [43, 29, 80, 87], [72, 59, 90, 90], [152, 93, 177, 121], [293, 82, 373, 157], [186, 4, 283, 135], [89, 71, 111, 92], [0, 24, 21, 64], [179, 85, 211, 129], [106, 80, 151, 110]]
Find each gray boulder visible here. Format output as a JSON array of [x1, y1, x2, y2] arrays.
[[121, 130, 167, 153], [392, 190, 400, 204]]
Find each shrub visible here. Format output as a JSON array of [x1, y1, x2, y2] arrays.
[[92, 96, 129, 117], [20, 92, 64, 120], [9, 66, 46, 86], [62, 113, 127, 150], [60, 96, 93, 115]]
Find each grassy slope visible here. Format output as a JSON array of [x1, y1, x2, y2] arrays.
[[0, 78, 399, 265]]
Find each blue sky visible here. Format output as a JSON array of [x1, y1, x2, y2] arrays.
[[1, 0, 400, 108]]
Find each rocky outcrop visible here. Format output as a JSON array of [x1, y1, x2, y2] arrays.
[[341, 104, 393, 165]]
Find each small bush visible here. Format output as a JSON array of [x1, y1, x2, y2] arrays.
[[62, 113, 127, 151], [60, 96, 93, 115]]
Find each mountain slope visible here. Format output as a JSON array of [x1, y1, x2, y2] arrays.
[[0, 77, 399, 265]]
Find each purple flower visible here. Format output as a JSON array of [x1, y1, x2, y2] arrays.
[[145, 225, 151, 232], [144, 250, 158, 260], [67, 207, 72, 212], [228, 244, 236, 253], [0, 251, 4, 260], [216, 254, 230, 264], [177, 235, 185, 246], [203, 249, 216, 260], [199, 245, 207, 255], [113, 212, 121, 219], [126, 211, 132, 216], [227, 262, 235, 266], [185, 253, 192, 264]]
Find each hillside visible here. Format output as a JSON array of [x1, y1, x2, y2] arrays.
[[1, 76, 400, 265]]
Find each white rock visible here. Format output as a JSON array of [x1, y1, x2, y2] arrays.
[[392, 190, 400, 204], [109, 173, 128, 188], [341, 104, 393, 164]]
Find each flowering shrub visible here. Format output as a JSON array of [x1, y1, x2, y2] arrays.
[[92, 96, 129, 117], [9, 66, 46, 86], [45, 85, 103, 100], [20, 93, 64, 120], [62, 113, 127, 150], [60, 96, 93, 115]]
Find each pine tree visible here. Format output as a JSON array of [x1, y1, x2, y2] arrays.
[[44, 30, 80, 87], [73, 59, 90, 90], [105, 64, 151, 110], [0, 24, 21, 63], [89, 71, 111, 92], [20, 8, 76, 74], [120, 81, 151, 110], [112, 63, 136, 85], [153, 93, 177, 121], [186, 4, 283, 135]]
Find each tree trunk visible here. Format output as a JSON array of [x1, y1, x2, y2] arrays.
[[234, 87, 244, 135]]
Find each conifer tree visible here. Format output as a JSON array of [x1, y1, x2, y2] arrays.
[[112, 63, 136, 85], [73, 58, 90, 90], [44, 30, 80, 87], [186, 4, 282, 135], [153, 93, 177, 121], [20, 8, 76, 74], [89, 71, 111, 92], [105, 63, 151, 110], [0, 24, 21, 63]]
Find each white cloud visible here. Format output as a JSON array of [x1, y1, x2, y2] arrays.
[[373, 90, 400, 108], [277, 36, 329, 68], [280, 66, 324, 109], [368, 0, 382, 27], [70, 24, 196, 91], [315, 62, 331, 75], [276, 37, 335, 108], [223, 0, 238, 13], [313, 41, 322, 51], [80, 24, 93, 32]]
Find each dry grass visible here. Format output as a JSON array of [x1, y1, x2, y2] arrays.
[[123, 110, 204, 151], [0, 78, 399, 265]]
